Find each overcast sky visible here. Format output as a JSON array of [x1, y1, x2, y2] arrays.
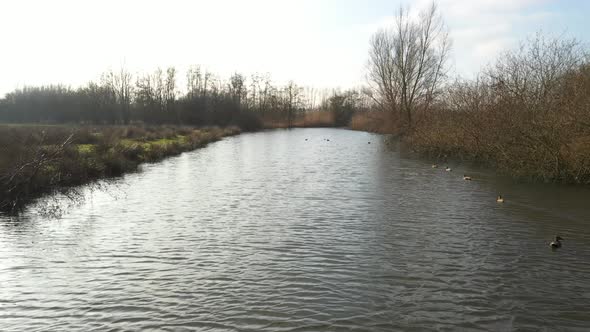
[[0, 0, 588, 96]]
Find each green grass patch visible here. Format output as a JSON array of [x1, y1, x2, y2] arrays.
[[76, 144, 95, 154], [150, 135, 186, 146]]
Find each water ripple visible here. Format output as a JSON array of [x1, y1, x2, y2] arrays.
[[1, 128, 590, 331]]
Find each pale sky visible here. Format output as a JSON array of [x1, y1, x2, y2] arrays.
[[0, 0, 588, 96]]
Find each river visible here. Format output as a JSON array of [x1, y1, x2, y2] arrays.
[[1, 128, 590, 331]]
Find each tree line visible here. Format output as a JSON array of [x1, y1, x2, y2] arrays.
[[0, 66, 369, 130]]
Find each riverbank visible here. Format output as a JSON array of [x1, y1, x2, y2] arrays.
[[349, 108, 590, 184], [351, 33, 590, 184], [0, 125, 240, 213]]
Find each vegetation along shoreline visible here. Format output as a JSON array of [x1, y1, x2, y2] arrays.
[[0, 125, 240, 214]]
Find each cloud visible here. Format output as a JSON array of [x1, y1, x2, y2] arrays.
[[437, 0, 550, 15], [401, 0, 557, 76]]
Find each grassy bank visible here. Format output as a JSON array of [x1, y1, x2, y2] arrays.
[[0, 125, 240, 213]]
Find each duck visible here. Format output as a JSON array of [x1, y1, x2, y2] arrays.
[[496, 195, 504, 203], [549, 236, 563, 249], [445, 166, 452, 172], [463, 175, 472, 181], [432, 164, 438, 168], [368, 142, 371, 144]]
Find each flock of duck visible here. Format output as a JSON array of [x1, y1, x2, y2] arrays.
[[310, 138, 564, 250], [432, 163, 563, 249], [432, 163, 509, 202]]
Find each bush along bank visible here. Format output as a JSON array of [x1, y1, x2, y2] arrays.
[[0, 125, 240, 214]]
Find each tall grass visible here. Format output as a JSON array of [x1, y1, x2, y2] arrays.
[[349, 111, 399, 134], [261, 111, 336, 129]]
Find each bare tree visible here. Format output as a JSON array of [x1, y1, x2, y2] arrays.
[[488, 33, 586, 110], [367, 1, 451, 131], [229, 73, 246, 107], [164, 67, 177, 110], [103, 66, 134, 124], [186, 65, 202, 99], [284, 81, 302, 128]]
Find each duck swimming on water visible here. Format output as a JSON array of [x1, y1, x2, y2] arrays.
[[496, 195, 504, 203], [432, 164, 438, 168], [445, 166, 452, 172], [549, 236, 563, 248], [463, 175, 472, 181]]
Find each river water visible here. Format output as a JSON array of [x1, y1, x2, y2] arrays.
[[1, 128, 590, 331]]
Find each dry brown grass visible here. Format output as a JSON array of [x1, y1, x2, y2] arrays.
[[349, 111, 399, 134], [295, 111, 335, 127], [261, 111, 336, 129]]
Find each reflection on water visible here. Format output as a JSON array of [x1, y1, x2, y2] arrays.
[[1, 128, 590, 331]]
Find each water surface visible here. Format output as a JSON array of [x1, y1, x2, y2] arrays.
[[1, 128, 590, 331]]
